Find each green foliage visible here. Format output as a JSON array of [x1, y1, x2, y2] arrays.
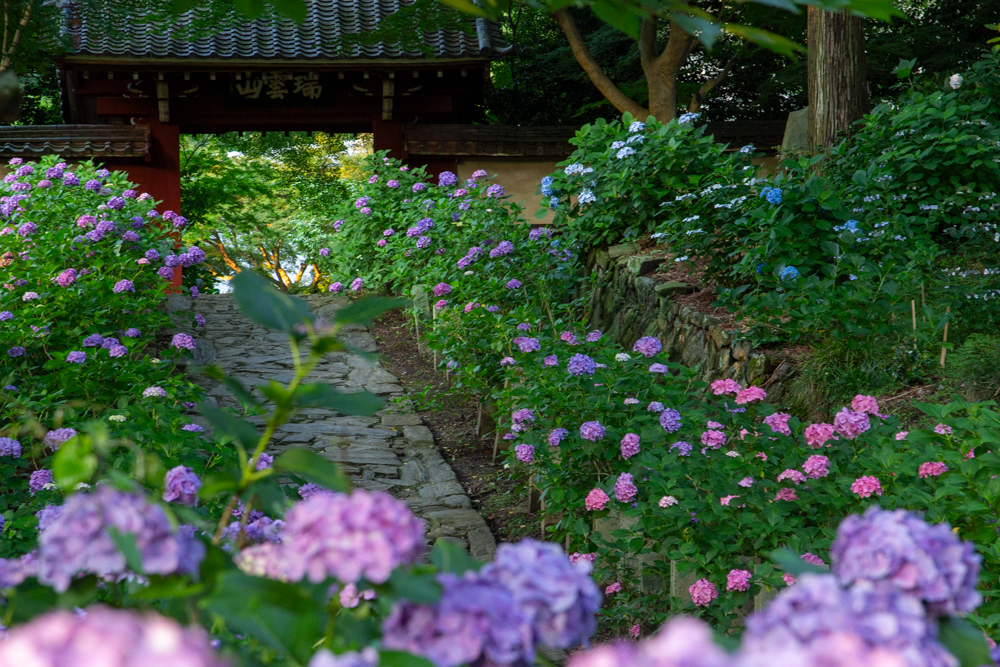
[[180, 132, 351, 292], [946, 334, 1000, 402]]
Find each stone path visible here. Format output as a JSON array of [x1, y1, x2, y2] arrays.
[[168, 293, 496, 562]]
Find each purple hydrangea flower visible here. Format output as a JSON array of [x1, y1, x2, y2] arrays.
[[585, 330, 602, 342], [56, 268, 78, 287], [485, 183, 505, 198], [548, 428, 569, 447], [513, 337, 541, 353], [190, 286, 199, 299], [30, 469, 54, 494], [831, 506, 981, 615], [145, 249, 160, 261], [124, 328, 141, 338], [0, 310, 12, 321], [670, 441, 693, 456], [580, 421, 605, 441], [649, 363, 670, 373], [163, 466, 202, 507], [0, 606, 225, 666], [107, 345, 128, 358], [0, 437, 21, 457], [438, 171, 458, 187], [416, 236, 432, 249], [83, 334, 104, 347], [181, 424, 204, 433], [236, 490, 425, 584], [113, 279, 135, 294], [44, 427, 78, 449], [38, 486, 201, 592], [101, 337, 120, 349], [298, 483, 332, 500], [17, 221, 37, 237], [350, 278, 363, 292], [66, 351, 87, 364], [143, 386, 167, 398], [63, 172, 80, 186], [157, 266, 174, 280], [122, 230, 140, 242], [255, 453, 273, 470], [412, 182, 427, 192], [567, 354, 596, 376], [506, 279, 523, 289], [107, 196, 125, 210], [543, 355, 558, 367], [515, 444, 535, 463], [633, 336, 662, 357], [660, 408, 682, 433], [621, 433, 640, 459], [382, 570, 534, 667], [329, 282, 343, 293], [490, 241, 514, 258], [481, 539, 600, 649], [171, 333, 197, 350], [614, 473, 638, 503], [195, 314, 206, 326], [8, 346, 25, 357]]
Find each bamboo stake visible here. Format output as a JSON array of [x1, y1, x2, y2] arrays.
[[940, 307, 950, 368], [911, 300, 917, 350]]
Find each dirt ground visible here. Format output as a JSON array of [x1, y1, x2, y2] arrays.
[[370, 310, 541, 545]]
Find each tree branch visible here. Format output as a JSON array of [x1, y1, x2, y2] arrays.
[[552, 9, 649, 120], [638, 18, 658, 74], [689, 48, 744, 113], [0, 0, 33, 71]]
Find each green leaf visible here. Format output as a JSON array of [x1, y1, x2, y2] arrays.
[[274, 448, 350, 492], [388, 569, 443, 604], [770, 548, 829, 575], [196, 365, 261, 409], [435, 0, 488, 17], [670, 13, 724, 50], [723, 24, 804, 58], [197, 403, 261, 449], [8, 579, 59, 623], [939, 617, 992, 667], [335, 297, 409, 325], [108, 527, 145, 573], [429, 538, 482, 574], [171, 0, 200, 13], [232, 0, 268, 19], [271, 0, 308, 21], [748, 0, 799, 11], [200, 468, 240, 499], [52, 436, 96, 490], [246, 478, 287, 517], [202, 571, 326, 665], [292, 384, 385, 416], [231, 270, 315, 333], [379, 651, 437, 667], [591, 0, 643, 39]]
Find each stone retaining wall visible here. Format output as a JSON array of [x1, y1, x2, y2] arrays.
[[587, 244, 798, 402]]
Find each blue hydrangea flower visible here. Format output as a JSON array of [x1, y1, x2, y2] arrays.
[[780, 266, 799, 281], [765, 188, 783, 205], [541, 176, 555, 197]]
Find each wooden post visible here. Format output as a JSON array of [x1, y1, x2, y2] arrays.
[[940, 307, 950, 368], [911, 300, 917, 350]]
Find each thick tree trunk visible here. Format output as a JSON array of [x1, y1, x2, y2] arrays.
[[807, 8, 870, 151]]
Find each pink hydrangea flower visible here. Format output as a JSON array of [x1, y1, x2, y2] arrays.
[[710, 378, 741, 395], [738, 477, 754, 487], [764, 412, 792, 436], [585, 488, 609, 511], [783, 573, 797, 586], [804, 423, 836, 448], [569, 552, 597, 566], [801, 553, 826, 566], [775, 488, 798, 501], [658, 495, 678, 507], [701, 430, 726, 449], [851, 475, 883, 498], [720, 495, 740, 506], [706, 421, 724, 429], [851, 394, 879, 414], [833, 408, 870, 439], [918, 462, 948, 478], [934, 423, 953, 435], [620, 433, 640, 459], [689, 579, 717, 607], [629, 624, 640, 639], [605, 582, 621, 594], [734, 386, 766, 404], [802, 455, 830, 479], [755, 452, 767, 462], [726, 569, 752, 592], [777, 469, 806, 484], [895, 431, 909, 441]]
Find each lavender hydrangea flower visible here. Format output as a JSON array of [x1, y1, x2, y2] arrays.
[[633, 336, 663, 357], [0, 310, 12, 321], [485, 184, 505, 198], [382, 570, 534, 667], [63, 172, 80, 186], [44, 427, 77, 450], [310, 648, 379, 667], [580, 421, 605, 441], [38, 486, 201, 592], [181, 423, 204, 432], [548, 428, 569, 447], [0, 607, 226, 666], [56, 268, 78, 287], [490, 241, 514, 258], [8, 346, 25, 357], [171, 333, 197, 350], [124, 328, 141, 338], [101, 337, 120, 349], [0, 436, 21, 457], [143, 386, 167, 398], [108, 344, 128, 358], [506, 279, 522, 289], [350, 278, 363, 292], [237, 490, 425, 584], [438, 171, 458, 187], [647, 401, 664, 412], [831, 506, 981, 615], [513, 337, 541, 353], [255, 452, 273, 470], [614, 473, 638, 503], [157, 266, 174, 280], [515, 444, 535, 463], [482, 539, 600, 649], [113, 279, 135, 294], [30, 469, 53, 494], [163, 466, 202, 507], [567, 353, 597, 376], [660, 408, 682, 433]]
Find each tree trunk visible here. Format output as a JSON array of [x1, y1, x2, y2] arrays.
[[807, 8, 870, 151]]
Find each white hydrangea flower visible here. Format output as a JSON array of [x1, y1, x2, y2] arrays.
[[616, 147, 636, 159], [949, 74, 963, 89], [725, 450, 740, 458], [659, 495, 678, 507], [628, 121, 646, 133], [108, 415, 126, 422], [615, 352, 632, 362], [578, 189, 597, 205]]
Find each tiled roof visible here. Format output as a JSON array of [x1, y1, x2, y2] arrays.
[[0, 125, 150, 159], [68, 0, 502, 61]]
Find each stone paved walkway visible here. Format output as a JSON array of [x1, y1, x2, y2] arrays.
[[168, 293, 496, 562]]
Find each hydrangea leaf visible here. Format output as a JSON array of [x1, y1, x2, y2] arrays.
[[292, 383, 385, 416], [196, 404, 260, 450], [274, 448, 350, 493], [939, 617, 992, 667], [107, 527, 145, 574], [429, 538, 482, 574], [334, 297, 409, 326], [195, 365, 261, 409], [770, 548, 829, 575], [52, 437, 97, 491], [231, 270, 314, 334], [387, 569, 443, 605], [379, 651, 436, 667]]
